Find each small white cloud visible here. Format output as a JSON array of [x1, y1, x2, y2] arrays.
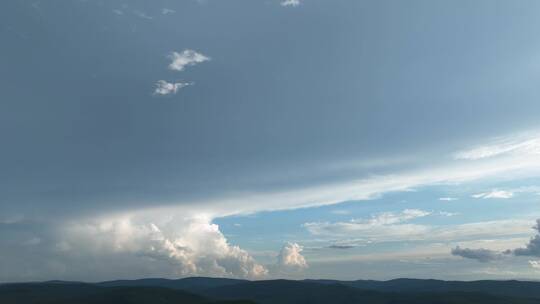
[[154, 80, 192, 95], [331, 209, 350, 215], [133, 10, 153, 20], [281, 0, 301, 7], [277, 242, 308, 269], [168, 50, 210, 72], [439, 211, 459, 217], [162, 8, 176, 15], [112, 9, 124, 15], [472, 190, 514, 199], [439, 197, 458, 201]]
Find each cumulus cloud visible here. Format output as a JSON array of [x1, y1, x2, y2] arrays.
[[281, 0, 301, 7], [451, 246, 504, 262], [154, 80, 192, 95], [472, 190, 514, 199], [277, 242, 308, 269], [60, 215, 267, 279], [168, 50, 210, 71]]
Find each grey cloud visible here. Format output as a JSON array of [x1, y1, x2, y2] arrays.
[[452, 219, 540, 263], [512, 219, 540, 257], [328, 245, 355, 249], [451, 246, 504, 263]]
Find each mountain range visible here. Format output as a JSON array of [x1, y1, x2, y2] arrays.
[[4, 277, 540, 304]]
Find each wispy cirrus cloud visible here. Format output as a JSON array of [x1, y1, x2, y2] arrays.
[[454, 131, 540, 160], [305, 211, 533, 245], [304, 209, 432, 242], [472, 190, 514, 199]]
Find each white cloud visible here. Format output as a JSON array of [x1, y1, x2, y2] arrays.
[[60, 214, 267, 279], [439, 211, 459, 217], [454, 131, 540, 160], [277, 242, 308, 269], [154, 80, 192, 95], [281, 0, 301, 7], [168, 50, 210, 72], [472, 190, 514, 199], [529, 260, 540, 269], [439, 197, 458, 201]]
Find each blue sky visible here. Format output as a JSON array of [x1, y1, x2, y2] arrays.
[[2, 0, 540, 282]]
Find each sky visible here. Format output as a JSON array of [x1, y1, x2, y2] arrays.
[[2, 0, 540, 282]]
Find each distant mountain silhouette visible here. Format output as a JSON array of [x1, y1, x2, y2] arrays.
[[4, 277, 540, 304], [201, 279, 540, 304], [98, 277, 247, 292], [306, 278, 540, 299], [0, 282, 253, 304]]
